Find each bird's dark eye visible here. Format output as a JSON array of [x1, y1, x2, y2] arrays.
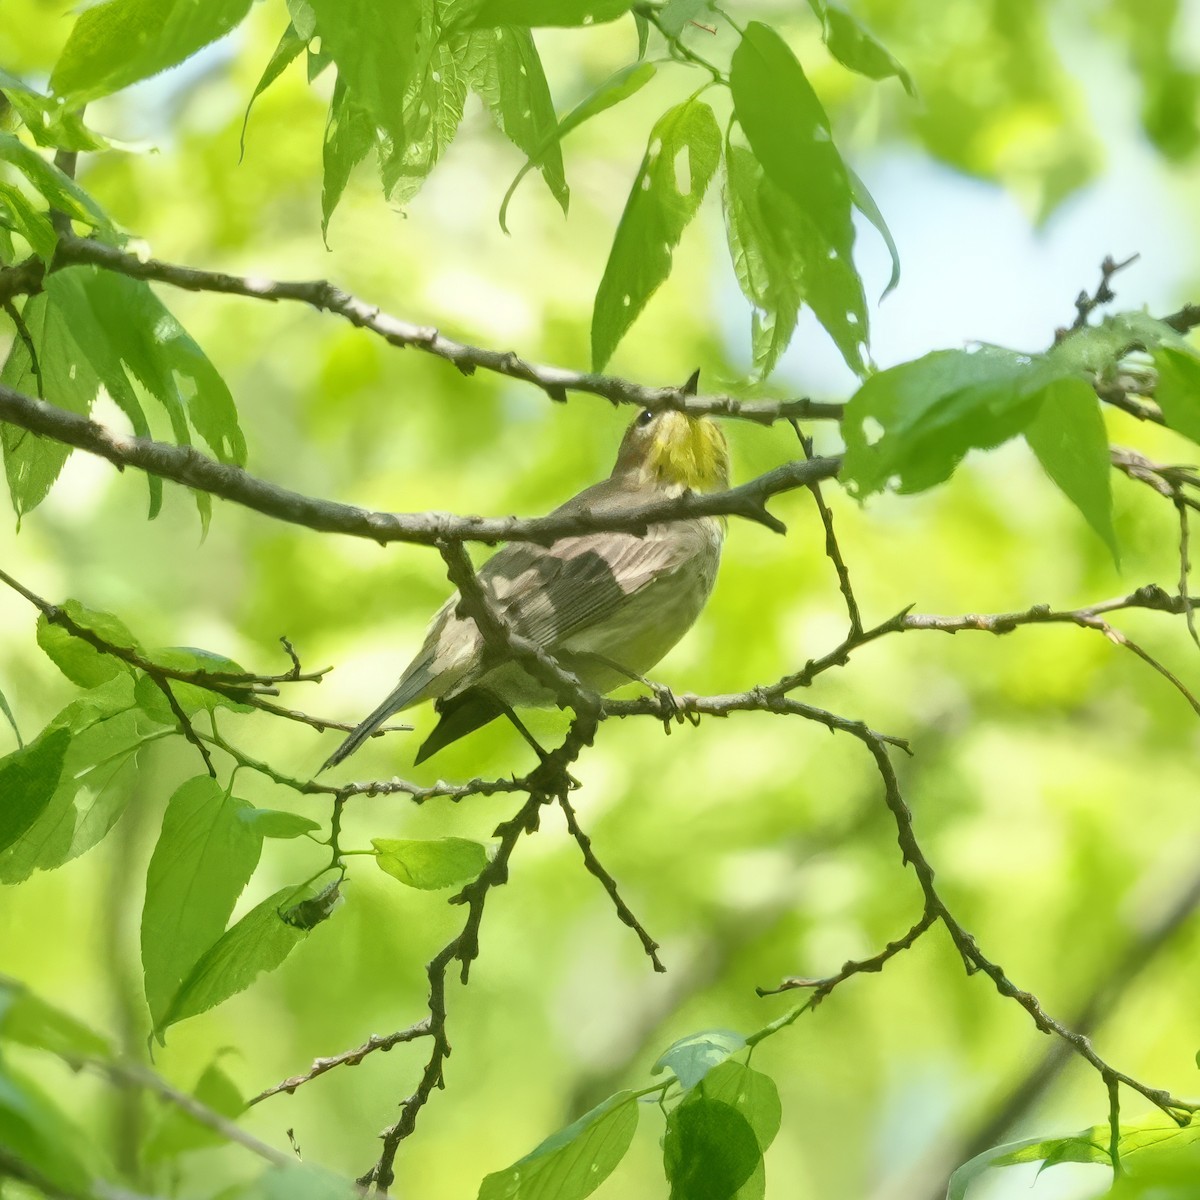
[[637, 409, 655, 427]]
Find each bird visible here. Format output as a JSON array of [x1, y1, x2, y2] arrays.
[[320, 387, 730, 772]]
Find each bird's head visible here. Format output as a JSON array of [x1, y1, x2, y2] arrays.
[[612, 408, 730, 494]]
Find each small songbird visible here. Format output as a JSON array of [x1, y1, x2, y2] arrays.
[[321, 392, 730, 771]]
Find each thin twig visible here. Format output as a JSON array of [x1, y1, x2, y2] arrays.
[[248, 1022, 433, 1106], [558, 792, 665, 972], [792, 421, 862, 636], [756, 909, 936, 998]]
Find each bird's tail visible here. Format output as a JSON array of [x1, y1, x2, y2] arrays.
[[319, 657, 435, 773]]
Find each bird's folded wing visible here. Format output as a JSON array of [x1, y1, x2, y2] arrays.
[[477, 519, 705, 651]]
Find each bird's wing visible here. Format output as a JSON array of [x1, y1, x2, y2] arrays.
[[477, 480, 710, 650]]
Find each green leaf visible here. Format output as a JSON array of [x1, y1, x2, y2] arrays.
[[287, 0, 317, 39], [240, 23, 307, 159], [47, 674, 140, 734], [379, 36, 470, 207], [1024, 376, 1118, 562], [591, 97, 720, 370], [133, 647, 255, 720], [0, 132, 111, 236], [847, 164, 900, 300], [236, 808, 321, 839], [373, 836, 488, 890], [0, 1063, 95, 1192], [320, 75, 376, 239], [499, 61, 655, 233], [841, 347, 1064, 498], [0, 182, 57, 258], [662, 1096, 762, 1200], [142, 776, 264, 1036], [47, 267, 245, 465], [49, 0, 254, 105], [0, 683, 20, 747], [143, 1057, 244, 1163], [697, 1062, 781, 1151], [948, 1119, 1200, 1198], [659, 0, 713, 37], [652, 1029, 746, 1089], [0, 976, 112, 1060], [731, 23, 855, 267], [805, 0, 915, 95], [1154, 343, 1200, 446], [306, 0, 419, 151], [463, 0, 633, 27], [36, 600, 140, 689], [1, 294, 104, 518], [466, 28, 568, 215], [0, 708, 149, 883], [44, 265, 245, 522], [160, 883, 330, 1034], [0, 729, 69, 855], [723, 144, 802, 379], [0, 69, 109, 152], [477, 1090, 638, 1200]]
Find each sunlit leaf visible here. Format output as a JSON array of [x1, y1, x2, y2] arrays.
[[466, 27, 568, 215], [500, 61, 655, 233], [659, 0, 714, 37], [0, 132, 111, 236], [35, 600, 140, 689], [50, 0, 254, 104], [1154, 343, 1200, 447], [320, 75, 376, 239], [464, 0, 633, 27], [477, 1090, 638, 1200], [842, 347, 1062, 497], [237, 808, 321, 839], [805, 0, 915, 95], [1, 295, 101, 518], [731, 23, 854, 267], [143, 776, 264, 1036], [133, 646, 255, 720], [372, 836, 488, 890], [591, 97, 720, 369], [306, 0, 418, 150], [0, 69, 109, 152], [161, 884, 331, 1033], [1023, 375, 1118, 561], [379, 36, 470, 207], [240, 23, 306, 158], [652, 1028, 746, 1089]]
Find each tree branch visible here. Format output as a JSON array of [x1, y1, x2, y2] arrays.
[[10, 237, 837, 425], [0, 381, 838, 545]]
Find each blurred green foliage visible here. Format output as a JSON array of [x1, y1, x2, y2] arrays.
[[2, 1, 1200, 1199]]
